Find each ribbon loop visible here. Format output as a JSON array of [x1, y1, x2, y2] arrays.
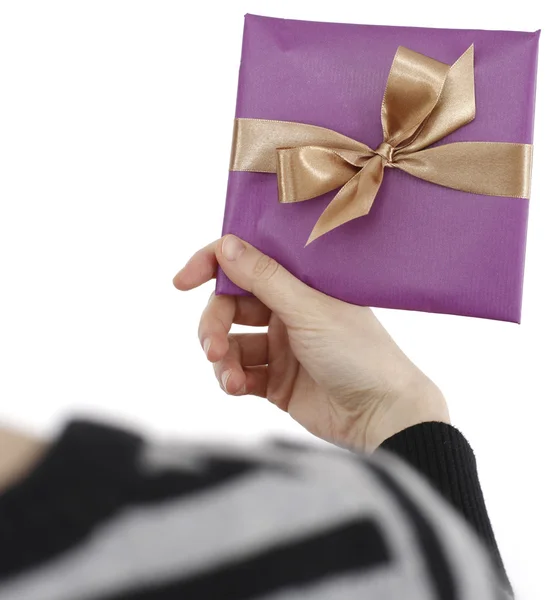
[[229, 45, 533, 245], [276, 146, 365, 204], [381, 46, 450, 147]]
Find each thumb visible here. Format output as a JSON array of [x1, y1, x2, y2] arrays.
[[216, 235, 321, 323]]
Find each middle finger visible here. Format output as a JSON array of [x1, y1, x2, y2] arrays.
[[199, 295, 272, 363]]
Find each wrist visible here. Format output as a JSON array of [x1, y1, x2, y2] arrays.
[[363, 378, 449, 452]]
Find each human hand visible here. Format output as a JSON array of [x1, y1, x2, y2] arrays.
[[173, 235, 449, 451]]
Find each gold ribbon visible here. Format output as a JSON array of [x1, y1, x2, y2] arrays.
[[230, 45, 533, 245]]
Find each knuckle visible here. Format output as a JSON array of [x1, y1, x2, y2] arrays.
[[228, 335, 241, 357], [253, 254, 280, 283]]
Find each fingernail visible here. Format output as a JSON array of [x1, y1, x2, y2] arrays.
[[202, 338, 211, 357], [222, 236, 245, 261], [221, 369, 232, 392]]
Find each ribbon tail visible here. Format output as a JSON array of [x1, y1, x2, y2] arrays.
[[396, 142, 533, 199], [306, 155, 385, 245]]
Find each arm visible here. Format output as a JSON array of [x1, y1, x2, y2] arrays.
[[174, 235, 507, 584]]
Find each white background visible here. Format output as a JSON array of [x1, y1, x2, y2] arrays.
[[0, 1, 554, 597]]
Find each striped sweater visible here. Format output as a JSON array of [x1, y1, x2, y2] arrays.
[[0, 420, 510, 599]]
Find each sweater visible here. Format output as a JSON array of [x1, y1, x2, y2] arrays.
[[0, 420, 510, 600]]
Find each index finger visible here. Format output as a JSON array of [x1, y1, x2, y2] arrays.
[[173, 239, 220, 291]]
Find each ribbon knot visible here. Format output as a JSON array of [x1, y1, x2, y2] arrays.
[[374, 142, 395, 165], [230, 44, 533, 246]]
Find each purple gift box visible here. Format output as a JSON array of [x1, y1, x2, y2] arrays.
[[216, 14, 540, 322]]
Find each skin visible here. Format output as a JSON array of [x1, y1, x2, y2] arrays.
[[173, 235, 450, 452]]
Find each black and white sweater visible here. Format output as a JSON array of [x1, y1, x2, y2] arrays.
[[0, 420, 510, 600]]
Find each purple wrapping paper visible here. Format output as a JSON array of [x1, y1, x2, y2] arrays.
[[216, 14, 540, 322]]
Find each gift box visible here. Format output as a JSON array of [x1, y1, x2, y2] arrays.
[[216, 14, 540, 322]]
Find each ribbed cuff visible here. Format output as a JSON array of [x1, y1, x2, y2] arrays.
[[380, 422, 509, 590]]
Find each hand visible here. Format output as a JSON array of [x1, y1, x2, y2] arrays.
[[173, 235, 449, 451]]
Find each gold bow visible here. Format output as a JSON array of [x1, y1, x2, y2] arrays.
[[230, 45, 533, 245]]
